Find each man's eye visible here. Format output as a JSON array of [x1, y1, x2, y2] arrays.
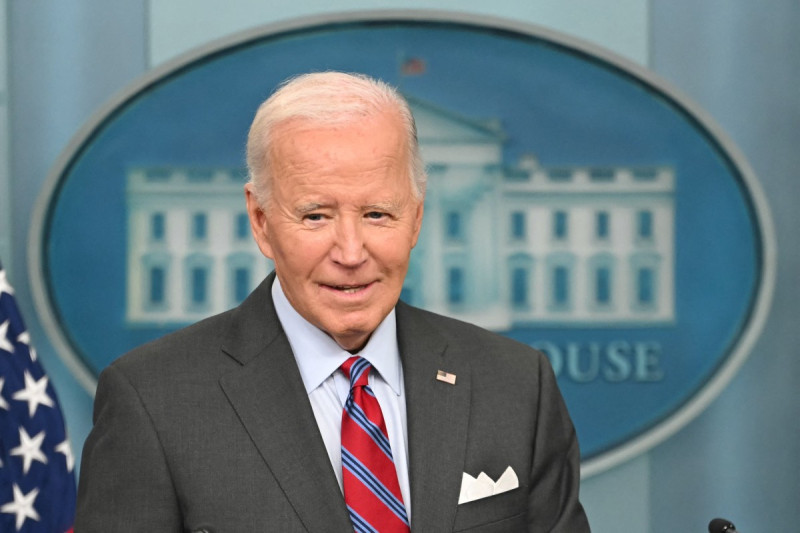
[[366, 212, 386, 220], [304, 213, 324, 222]]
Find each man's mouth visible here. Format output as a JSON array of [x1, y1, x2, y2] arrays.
[[328, 283, 370, 294]]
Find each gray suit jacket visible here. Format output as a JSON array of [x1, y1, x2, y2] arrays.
[[75, 274, 589, 532]]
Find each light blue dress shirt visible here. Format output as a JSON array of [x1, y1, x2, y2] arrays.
[[271, 278, 411, 517]]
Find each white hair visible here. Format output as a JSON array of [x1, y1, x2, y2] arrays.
[[246, 71, 426, 205]]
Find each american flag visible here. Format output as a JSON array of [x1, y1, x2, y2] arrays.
[[0, 262, 75, 532], [400, 56, 426, 76]]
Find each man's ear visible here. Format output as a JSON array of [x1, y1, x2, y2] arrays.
[[410, 199, 424, 248], [244, 183, 275, 259]]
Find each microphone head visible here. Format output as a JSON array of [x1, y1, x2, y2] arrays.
[[709, 517, 737, 533]]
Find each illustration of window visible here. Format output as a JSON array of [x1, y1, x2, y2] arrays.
[[590, 167, 615, 181], [150, 266, 166, 305], [629, 253, 660, 311], [448, 267, 464, 305], [400, 286, 414, 304], [192, 268, 208, 304], [187, 168, 214, 182], [227, 253, 254, 306], [508, 253, 533, 310], [554, 267, 569, 306], [637, 210, 653, 240], [192, 212, 208, 241], [445, 211, 462, 241], [185, 254, 213, 311], [151, 212, 165, 242], [235, 212, 249, 240], [145, 168, 170, 181], [547, 253, 575, 311], [637, 267, 654, 305], [596, 211, 609, 240], [553, 210, 568, 240], [400, 262, 422, 307], [596, 267, 611, 304], [548, 168, 572, 181], [141, 252, 171, 311], [633, 168, 658, 181], [233, 267, 249, 303], [588, 254, 616, 310], [401, 266, 421, 307], [512, 267, 529, 308], [510, 211, 526, 240]]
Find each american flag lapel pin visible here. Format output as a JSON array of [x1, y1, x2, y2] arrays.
[[436, 370, 457, 385]]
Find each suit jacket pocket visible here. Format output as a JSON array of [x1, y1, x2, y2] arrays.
[[452, 486, 526, 532]]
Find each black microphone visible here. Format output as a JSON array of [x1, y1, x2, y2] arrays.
[[709, 517, 739, 533]]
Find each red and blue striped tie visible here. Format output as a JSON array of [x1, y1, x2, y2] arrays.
[[341, 357, 410, 532]]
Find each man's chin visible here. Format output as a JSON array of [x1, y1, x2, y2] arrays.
[[326, 325, 375, 353]]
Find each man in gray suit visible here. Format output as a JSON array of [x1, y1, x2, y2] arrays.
[[75, 72, 590, 532]]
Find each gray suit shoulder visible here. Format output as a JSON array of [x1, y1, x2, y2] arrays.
[[108, 277, 279, 382], [118, 309, 231, 360]]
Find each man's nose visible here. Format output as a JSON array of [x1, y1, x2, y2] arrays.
[[331, 218, 368, 266]]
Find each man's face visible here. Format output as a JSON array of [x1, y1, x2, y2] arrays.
[[246, 110, 424, 352]]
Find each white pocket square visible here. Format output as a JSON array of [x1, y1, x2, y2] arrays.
[[458, 466, 519, 504]]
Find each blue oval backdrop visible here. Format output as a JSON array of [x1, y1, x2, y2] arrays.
[[32, 13, 773, 474]]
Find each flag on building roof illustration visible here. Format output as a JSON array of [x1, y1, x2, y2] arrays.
[[400, 56, 426, 76], [0, 262, 75, 532]]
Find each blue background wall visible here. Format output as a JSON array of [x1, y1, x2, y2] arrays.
[[2, 1, 798, 531]]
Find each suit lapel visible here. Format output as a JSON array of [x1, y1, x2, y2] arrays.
[[218, 276, 352, 532], [397, 303, 472, 532]]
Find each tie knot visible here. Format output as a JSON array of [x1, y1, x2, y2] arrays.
[[341, 356, 371, 389]]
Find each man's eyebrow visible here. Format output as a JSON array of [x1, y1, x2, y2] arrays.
[[295, 202, 325, 214], [364, 201, 402, 212]]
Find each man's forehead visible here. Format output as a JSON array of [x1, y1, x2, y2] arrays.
[[272, 107, 404, 135], [269, 113, 407, 166]]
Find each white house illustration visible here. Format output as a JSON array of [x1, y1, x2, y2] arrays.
[[125, 98, 675, 329]]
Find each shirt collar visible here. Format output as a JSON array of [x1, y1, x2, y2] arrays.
[[271, 276, 402, 396]]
